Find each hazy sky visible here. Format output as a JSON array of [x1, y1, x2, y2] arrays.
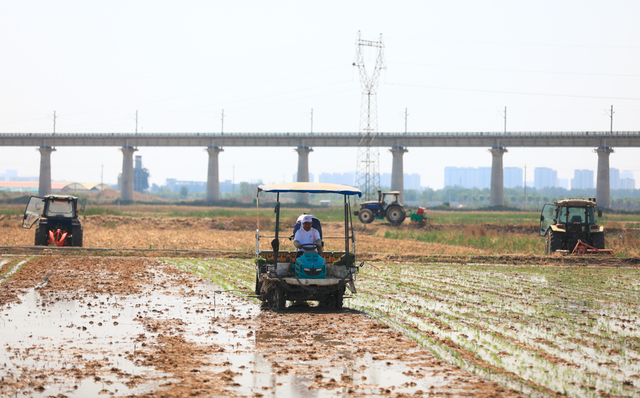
[[1, 1, 639, 189]]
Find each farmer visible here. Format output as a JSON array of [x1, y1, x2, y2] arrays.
[[293, 215, 323, 256], [292, 213, 321, 238]]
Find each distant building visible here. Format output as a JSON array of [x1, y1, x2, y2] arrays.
[[504, 167, 523, 188], [404, 173, 421, 190], [534, 167, 558, 189], [133, 156, 150, 193], [611, 168, 636, 190], [571, 169, 594, 189], [0, 169, 37, 182], [292, 173, 314, 183], [444, 167, 490, 189], [319, 172, 355, 186]]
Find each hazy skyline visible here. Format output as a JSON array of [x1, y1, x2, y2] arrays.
[[1, 1, 639, 190]]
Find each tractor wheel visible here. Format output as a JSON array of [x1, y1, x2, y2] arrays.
[[358, 209, 374, 224], [386, 205, 406, 226], [270, 285, 286, 311], [72, 226, 83, 247], [546, 230, 563, 254], [593, 233, 605, 250], [34, 224, 47, 246]]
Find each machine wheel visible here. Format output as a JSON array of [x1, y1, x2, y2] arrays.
[[254, 271, 262, 295], [270, 285, 286, 311], [72, 226, 83, 247], [593, 233, 605, 250], [34, 224, 47, 246], [358, 209, 374, 224], [333, 288, 344, 310], [546, 230, 563, 254], [318, 296, 331, 308], [386, 205, 406, 226]]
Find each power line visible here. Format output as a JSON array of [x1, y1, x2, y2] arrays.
[[386, 82, 640, 101]]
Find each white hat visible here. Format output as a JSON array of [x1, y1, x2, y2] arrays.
[[302, 215, 313, 223]]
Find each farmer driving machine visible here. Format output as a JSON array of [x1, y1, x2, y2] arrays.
[[539, 198, 611, 256], [22, 195, 84, 247], [254, 182, 361, 310]]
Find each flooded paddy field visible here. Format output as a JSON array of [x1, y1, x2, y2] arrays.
[[166, 259, 640, 397], [0, 255, 519, 397]]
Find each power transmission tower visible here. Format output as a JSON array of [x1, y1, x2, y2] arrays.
[[353, 31, 385, 201]]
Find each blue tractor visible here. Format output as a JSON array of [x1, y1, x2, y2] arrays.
[[353, 190, 406, 226]]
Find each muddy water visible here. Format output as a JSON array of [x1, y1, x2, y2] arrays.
[[0, 256, 520, 397]]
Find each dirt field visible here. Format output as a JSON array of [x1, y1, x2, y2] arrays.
[[0, 255, 521, 397], [0, 214, 489, 255], [1, 213, 639, 397], [1, 214, 637, 266]]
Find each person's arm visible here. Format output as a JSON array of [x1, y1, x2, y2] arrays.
[[293, 230, 302, 249]]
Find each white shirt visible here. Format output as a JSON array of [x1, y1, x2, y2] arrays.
[[294, 227, 321, 251]]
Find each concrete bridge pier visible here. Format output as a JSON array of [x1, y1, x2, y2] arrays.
[[38, 146, 56, 196], [390, 146, 408, 203], [120, 146, 138, 202], [295, 146, 313, 203], [206, 146, 223, 202], [595, 146, 614, 208], [489, 146, 508, 206]]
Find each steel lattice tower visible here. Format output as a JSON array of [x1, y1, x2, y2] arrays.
[[353, 31, 385, 201]]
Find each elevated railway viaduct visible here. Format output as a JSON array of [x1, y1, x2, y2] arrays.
[[1, 131, 639, 208]]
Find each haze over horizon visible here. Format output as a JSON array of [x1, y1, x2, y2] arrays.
[[1, 1, 639, 190]]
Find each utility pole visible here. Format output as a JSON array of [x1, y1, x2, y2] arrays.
[[53, 111, 57, 135], [404, 108, 408, 134], [221, 109, 225, 134], [608, 105, 614, 134], [310, 108, 313, 134], [503, 106, 507, 134]]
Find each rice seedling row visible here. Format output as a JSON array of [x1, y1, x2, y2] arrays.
[[351, 263, 640, 397], [169, 257, 640, 397]]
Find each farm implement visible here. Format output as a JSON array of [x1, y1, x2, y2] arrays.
[[406, 206, 432, 224], [565, 240, 614, 256], [254, 182, 361, 310]]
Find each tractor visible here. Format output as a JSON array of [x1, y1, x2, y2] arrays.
[[539, 198, 609, 255], [353, 190, 406, 226], [22, 195, 84, 247], [254, 182, 361, 310]]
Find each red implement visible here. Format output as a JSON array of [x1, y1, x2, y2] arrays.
[[48, 229, 68, 247], [572, 240, 613, 256]]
